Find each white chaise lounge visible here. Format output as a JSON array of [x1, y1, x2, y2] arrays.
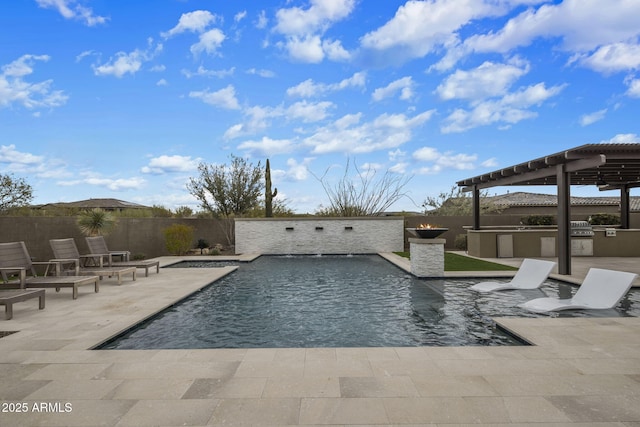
[[470, 258, 557, 293], [520, 267, 637, 313]]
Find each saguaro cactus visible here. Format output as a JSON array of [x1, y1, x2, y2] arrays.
[[265, 158, 277, 217]]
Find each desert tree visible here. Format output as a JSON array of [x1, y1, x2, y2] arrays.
[[187, 154, 263, 246], [422, 186, 502, 216], [313, 159, 413, 216], [0, 173, 33, 214]]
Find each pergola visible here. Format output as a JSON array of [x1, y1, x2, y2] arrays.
[[457, 143, 640, 275]]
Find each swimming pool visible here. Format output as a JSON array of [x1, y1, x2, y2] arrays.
[[99, 255, 639, 349]]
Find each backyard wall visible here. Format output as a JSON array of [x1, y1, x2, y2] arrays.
[[0, 217, 231, 262], [235, 217, 404, 255]]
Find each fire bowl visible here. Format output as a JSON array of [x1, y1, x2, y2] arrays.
[[406, 227, 449, 238]]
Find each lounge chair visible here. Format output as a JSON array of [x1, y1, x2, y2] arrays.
[[85, 236, 159, 277], [49, 238, 137, 285], [470, 258, 557, 292], [0, 241, 99, 300], [520, 268, 638, 313], [0, 289, 45, 320]]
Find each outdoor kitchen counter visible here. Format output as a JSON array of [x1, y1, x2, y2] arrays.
[[465, 227, 640, 259]]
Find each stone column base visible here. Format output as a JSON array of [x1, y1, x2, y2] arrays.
[[409, 238, 445, 277]]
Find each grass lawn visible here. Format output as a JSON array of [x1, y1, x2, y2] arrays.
[[394, 251, 518, 272]]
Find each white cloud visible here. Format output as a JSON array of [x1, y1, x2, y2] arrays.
[[75, 50, 95, 62], [224, 105, 278, 139], [162, 10, 218, 38], [286, 71, 366, 98], [141, 155, 201, 175], [237, 137, 296, 156], [412, 146, 478, 174], [322, 39, 351, 61], [598, 133, 640, 144], [577, 42, 640, 74], [580, 109, 607, 126], [246, 68, 275, 78], [60, 176, 146, 191], [182, 66, 235, 79], [452, 0, 640, 72], [304, 109, 435, 154], [626, 77, 640, 98], [93, 41, 162, 78], [372, 76, 415, 102], [412, 147, 440, 162], [441, 82, 566, 133], [435, 59, 530, 101], [156, 78, 168, 86], [275, 0, 355, 36], [0, 144, 44, 165], [256, 10, 268, 29], [274, 0, 355, 62], [284, 35, 325, 63], [36, 0, 107, 26], [287, 100, 334, 122], [226, 100, 334, 140], [190, 28, 226, 56], [359, 0, 511, 65], [388, 162, 408, 174], [0, 55, 68, 109], [235, 10, 247, 23], [481, 158, 498, 168], [284, 157, 314, 181], [189, 85, 240, 110]]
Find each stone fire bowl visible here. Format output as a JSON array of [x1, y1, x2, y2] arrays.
[[406, 228, 448, 238]]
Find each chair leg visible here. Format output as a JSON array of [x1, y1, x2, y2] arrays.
[[4, 304, 12, 320]]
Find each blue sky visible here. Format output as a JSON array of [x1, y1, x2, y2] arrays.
[[1, 0, 639, 213]]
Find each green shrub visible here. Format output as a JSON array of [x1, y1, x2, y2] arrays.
[[163, 224, 195, 255], [521, 215, 555, 226], [454, 234, 467, 250], [588, 213, 620, 225]]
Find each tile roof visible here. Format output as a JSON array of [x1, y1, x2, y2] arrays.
[[487, 192, 640, 211], [42, 198, 149, 209]]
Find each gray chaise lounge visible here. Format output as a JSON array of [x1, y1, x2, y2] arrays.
[[0, 241, 99, 300], [85, 236, 159, 277], [49, 238, 136, 285]]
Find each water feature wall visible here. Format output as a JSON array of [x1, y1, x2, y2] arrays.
[[235, 217, 404, 254]]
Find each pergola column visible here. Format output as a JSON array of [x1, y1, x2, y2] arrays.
[[620, 185, 630, 229], [557, 164, 571, 275], [472, 185, 480, 230]]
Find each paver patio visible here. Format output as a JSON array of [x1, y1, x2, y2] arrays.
[[1, 255, 639, 426]]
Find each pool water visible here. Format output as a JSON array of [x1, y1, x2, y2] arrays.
[[99, 255, 639, 349]]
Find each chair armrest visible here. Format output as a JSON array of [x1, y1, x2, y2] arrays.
[[109, 251, 130, 262], [49, 258, 80, 275], [32, 260, 63, 277], [79, 254, 105, 268], [0, 267, 27, 288]]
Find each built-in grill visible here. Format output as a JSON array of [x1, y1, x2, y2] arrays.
[[570, 220, 594, 237]]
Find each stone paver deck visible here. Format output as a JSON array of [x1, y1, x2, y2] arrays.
[[1, 255, 639, 426]]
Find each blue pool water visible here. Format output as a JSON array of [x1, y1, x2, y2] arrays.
[[99, 255, 639, 349]]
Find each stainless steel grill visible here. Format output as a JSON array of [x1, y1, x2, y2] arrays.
[[570, 220, 594, 237]]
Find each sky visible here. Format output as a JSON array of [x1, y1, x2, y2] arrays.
[[1, 0, 639, 214]]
